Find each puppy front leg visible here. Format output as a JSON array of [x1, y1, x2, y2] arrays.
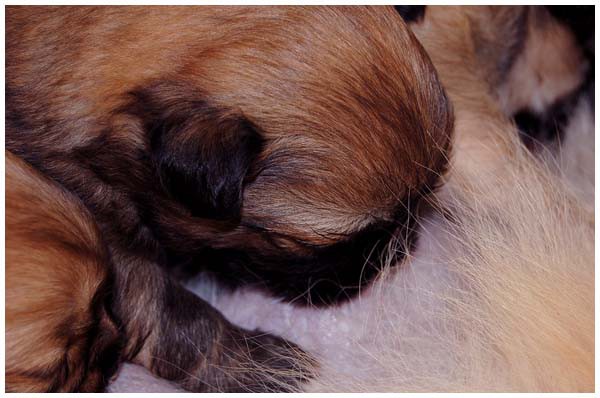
[[110, 254, 313, 392]]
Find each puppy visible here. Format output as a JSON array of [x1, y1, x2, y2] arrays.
[[121, 5, 595, 390], [6, 6, 452, 392], [283, 6, 593, 392], [6, 150, 121, 392]]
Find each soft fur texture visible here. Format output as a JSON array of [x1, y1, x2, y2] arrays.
[[111, 5, 594, 392], [112, 99, 595, 392], [6, 151, 121, 392], [6, 5, 593, 393], [6, 6, 452, 392]]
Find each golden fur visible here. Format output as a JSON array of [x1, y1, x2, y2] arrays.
[[303, 5, 594, 392], [6, 6, 592, 393], [115, 6, 590, 393], [5, 151, 121, 392], [6, 6, 452, 392]]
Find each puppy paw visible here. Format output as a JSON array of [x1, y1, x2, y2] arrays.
[[233, 329, 315, 392], [197, 328, 315, 392]]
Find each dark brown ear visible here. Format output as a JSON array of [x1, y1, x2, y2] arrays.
[[129, 81, 263, 220]]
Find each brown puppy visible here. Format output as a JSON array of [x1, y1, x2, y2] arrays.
[[6, 150, 311, 392], [6, 151, 121, 392], [6, 6, 452, 392]]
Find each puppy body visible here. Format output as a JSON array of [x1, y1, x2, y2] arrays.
[[6, 151, 121, 392], [6, 6, 452, 392]]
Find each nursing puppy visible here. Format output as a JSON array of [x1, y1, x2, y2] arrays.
[[343, 6, 593, 391], [261, 6, 593, 392], [113, 7, 594, 392], [6, 6, 452, 392]]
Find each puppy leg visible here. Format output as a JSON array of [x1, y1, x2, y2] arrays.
[[6, 150, 312, 392], [110, 255, 314, 392]]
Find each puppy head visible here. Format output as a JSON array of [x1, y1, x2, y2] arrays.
[[130, 7, 453, 304]]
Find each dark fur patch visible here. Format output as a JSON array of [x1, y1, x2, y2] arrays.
[[128, 81, 264, 220], [181, 204, 420, 306], [394, 6, 426, 23], [514, 74, 592, 150], [6, 6, 453, 392], [153, 278, 218, 384], [546, 5, 594, 56], [145, 274, 311, 392]]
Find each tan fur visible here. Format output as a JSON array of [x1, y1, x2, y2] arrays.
[[8, 6, 591, 393], [411, 6, 586, 168], [310, 5, 595, 392], [7, 6, 451, 244], [305, 135, 594, 392], [161, 6, 592, 393], [5, 151, 120, 392], [6, 6, 453, 392], [497, 7, 587, 115], [270, 6, 593, 393]]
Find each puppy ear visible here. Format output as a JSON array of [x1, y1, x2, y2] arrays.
[[129, 81, 263, 220]]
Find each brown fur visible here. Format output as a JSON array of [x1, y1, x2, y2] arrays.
[[6, 6, 452, 392], [292, 6, 593, 393], [7, 6, 451, 244], [5, 151, 121, 392], [119, 6, 593, 392]]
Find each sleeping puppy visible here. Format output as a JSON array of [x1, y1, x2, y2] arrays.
[[6, 150, 309, 393], [6, 150, 121, 392], [6, 6, 452, 392], [248, 6, 589, 393], [114, 5, 593, 392]]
